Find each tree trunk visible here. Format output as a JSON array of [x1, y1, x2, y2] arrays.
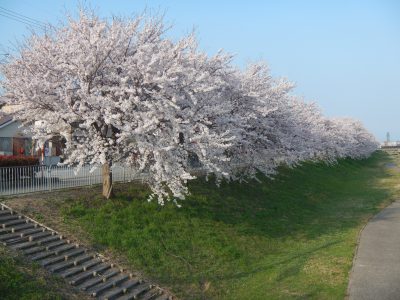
[[102, 161, 113, 199]]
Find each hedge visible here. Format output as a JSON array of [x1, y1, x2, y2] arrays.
[[0, 155, 39, 167]]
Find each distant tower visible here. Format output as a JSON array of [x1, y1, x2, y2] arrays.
[[387, 132, 391, 143]]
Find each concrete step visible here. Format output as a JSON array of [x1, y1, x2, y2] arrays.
[[36, 235, 63, 245], [12, 223, 37, 232], [69, 263, 111, 285], [10, 234, 62, 249], [5, 231, 57, 246], [63, 247, 85, 260], [52, 243, 77, 255], [47, 257, 78, 273], [19, 227, 45, 237], [0, 214, 21, 222], [139, 289, 164, 300], [99, 278, 140, 300], [39, 252, 68, 267], [0, 232, 22, 241], [47, 253, 94, 273], [1, 218, 28, 228], [23, 240, 67, 255], [28, 230, 53, 241], [0, 227, 13, 235], [30, 249, 55, 261], [9, 238, 38, 249], [24, 245, 49, 255], [117, 283, 151, 300], [89, 273, 130, 297], [0, 210, 11, 216], [78, 267, 120, 290], [130, 283, 152, 299], [39, 247, 85, 267], [45, 239, 68, 250], [59, 258, 102, 278], [30, 244, 78, 261]]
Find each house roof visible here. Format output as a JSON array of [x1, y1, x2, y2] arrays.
[[0, 96, 15, 129], [0, 114, 14, 128]]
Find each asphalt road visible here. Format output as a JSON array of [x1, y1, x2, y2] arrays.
[[348, 200, 400, 300]]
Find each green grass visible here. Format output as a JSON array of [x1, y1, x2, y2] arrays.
[[0, 245, 65, 300], [6, 150, 399, 300]]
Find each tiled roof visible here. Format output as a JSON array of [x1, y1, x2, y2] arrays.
[[0, 114, 14, 127]]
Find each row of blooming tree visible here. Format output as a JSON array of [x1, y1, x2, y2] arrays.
[[0, 11, 378, 204]]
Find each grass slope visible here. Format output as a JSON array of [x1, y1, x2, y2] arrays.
[[0, 245, 89, 300], [60, 151, 399, 299], [3, 150, 399, 299]]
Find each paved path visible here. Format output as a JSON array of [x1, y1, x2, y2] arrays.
[[348, 200, 400, 300]]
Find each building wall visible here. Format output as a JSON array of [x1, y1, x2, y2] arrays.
[[0, 119, 62, 165], [0, 121, 31, 138], [0, 121, 34, 156]]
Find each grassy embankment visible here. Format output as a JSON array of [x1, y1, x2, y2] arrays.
[[3, 150, 400, 299], [0, 244, 89, 300]]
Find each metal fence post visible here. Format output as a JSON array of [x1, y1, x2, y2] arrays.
[[48, 165, 52, 191], [89, 167, 92, 186]]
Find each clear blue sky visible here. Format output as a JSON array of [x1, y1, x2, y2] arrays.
[[0, 0, 399, 142]]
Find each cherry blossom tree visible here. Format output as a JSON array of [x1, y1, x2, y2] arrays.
[[0, 10, 378, 204], [212, 61, 378, 180], [321, 118, 378, 160], [0, 11, 234, 202]]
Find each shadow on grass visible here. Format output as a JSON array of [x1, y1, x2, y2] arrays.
[[183, 151, 393, 239], [208, 239, 342, 281]]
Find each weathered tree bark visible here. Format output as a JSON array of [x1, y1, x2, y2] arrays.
[[102, 161, 114, 199]]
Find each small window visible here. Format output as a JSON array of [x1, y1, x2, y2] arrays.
[[12, 137, 33, 156], [0, 137, 12, 155]]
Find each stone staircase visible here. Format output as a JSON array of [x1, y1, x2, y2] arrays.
[[0, 203, 172, 300]]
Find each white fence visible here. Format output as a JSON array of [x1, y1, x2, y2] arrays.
[[0, 164, 148, 196]]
